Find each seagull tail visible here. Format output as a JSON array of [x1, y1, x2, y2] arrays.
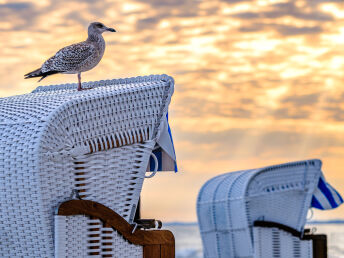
[[24, 68, 43, 79], [24, 68, 60, 82]]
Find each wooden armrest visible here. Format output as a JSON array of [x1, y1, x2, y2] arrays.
[[57, 200, 175, 258]]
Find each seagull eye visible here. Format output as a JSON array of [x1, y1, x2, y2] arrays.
[[96, 24, 103, 28]]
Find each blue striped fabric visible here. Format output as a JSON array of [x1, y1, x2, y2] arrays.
[[311, 176, 343, 210], [149, 113, 178, 172], [166, 113, 178, 172]]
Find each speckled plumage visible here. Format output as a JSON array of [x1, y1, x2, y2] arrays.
[[25, 22, 116, 91]]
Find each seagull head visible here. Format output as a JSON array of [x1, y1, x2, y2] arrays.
[[89, 22, 116, 35]]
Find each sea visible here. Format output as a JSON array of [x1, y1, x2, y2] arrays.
[[164, 222, 344, 258]]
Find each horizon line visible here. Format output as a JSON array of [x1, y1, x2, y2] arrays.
[[163, 219, 344, 226]]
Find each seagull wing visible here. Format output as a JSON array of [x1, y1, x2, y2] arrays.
[[42, 42, 95, 73]]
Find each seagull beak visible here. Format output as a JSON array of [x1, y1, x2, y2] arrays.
[[106, 27, 116, 32]]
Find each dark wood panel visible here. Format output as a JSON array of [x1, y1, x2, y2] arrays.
[[161, 244, 175, 258], [143, 245, 161, 258], [311, 234, 327, 258], [58, 200, 175, 247]]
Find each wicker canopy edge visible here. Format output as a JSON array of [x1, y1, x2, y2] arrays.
[[31, 74, 177, 170], [32, 74, 174, 93], [0, 74, 174, 153]]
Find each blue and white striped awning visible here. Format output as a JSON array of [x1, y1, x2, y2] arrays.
[[148, 113, 177, 173], [311, 174, 343, 210]]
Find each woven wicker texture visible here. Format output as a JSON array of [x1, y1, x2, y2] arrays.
[[55, 215, 90, 257], [73, 141, 155, 221], [0, 75, 174, 257], [55, 215, 142, 258], [197, 159, 322, 258], [253, 226, 312, 258]]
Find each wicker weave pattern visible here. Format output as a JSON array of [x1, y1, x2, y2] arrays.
[[55, 215, 90, 257], [0, 75, 174, 257], [100, 223, 142, 258], [253, 227, 312, 258], [73, 141, 155, 221], [55, 215, 142, 258], [197, 160, 322, 258]]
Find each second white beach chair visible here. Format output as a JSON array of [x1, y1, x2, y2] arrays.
[[197, 159, 334, 258]]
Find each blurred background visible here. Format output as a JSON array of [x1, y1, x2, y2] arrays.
[[0, 0, 344, 222]]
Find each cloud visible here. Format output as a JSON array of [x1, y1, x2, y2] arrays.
[[2, 0, 344, 221], [277, 25, 323, 35], [145, 0, 192, 7], [267, 2, 333, 21], [136, 17, 159, 30], [231, 2, 334, 21], [272, 107, 311, 120], [64, 11, 89, 25], [0, 2, 32, 10], [221, 0, 253, 3], [282, 93, 320, 106], [232, 12, 261, 19], [323, 106, 344, 122], [0, 2, 37, 31], [238, 23, 322, 35]]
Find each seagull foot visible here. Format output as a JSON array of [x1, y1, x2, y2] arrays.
[[77, 87, 92, 91]]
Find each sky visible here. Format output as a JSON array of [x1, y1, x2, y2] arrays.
[[1, 0, 344, 222]]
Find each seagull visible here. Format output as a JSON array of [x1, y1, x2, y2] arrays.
[[24, 22, 116, 91]]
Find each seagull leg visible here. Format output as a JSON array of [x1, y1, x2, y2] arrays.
[[77, 73, 82, 91]]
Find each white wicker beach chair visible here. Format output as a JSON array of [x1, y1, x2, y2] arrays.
[[197, 159, 323, 258], [0, 75, 175, 257], [252, 221, 314, 258]]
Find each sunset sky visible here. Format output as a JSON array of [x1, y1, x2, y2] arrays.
[[1, 0, 344, 222]]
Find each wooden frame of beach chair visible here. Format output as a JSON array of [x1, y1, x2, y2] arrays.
[[55, 199, 175, 258]]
